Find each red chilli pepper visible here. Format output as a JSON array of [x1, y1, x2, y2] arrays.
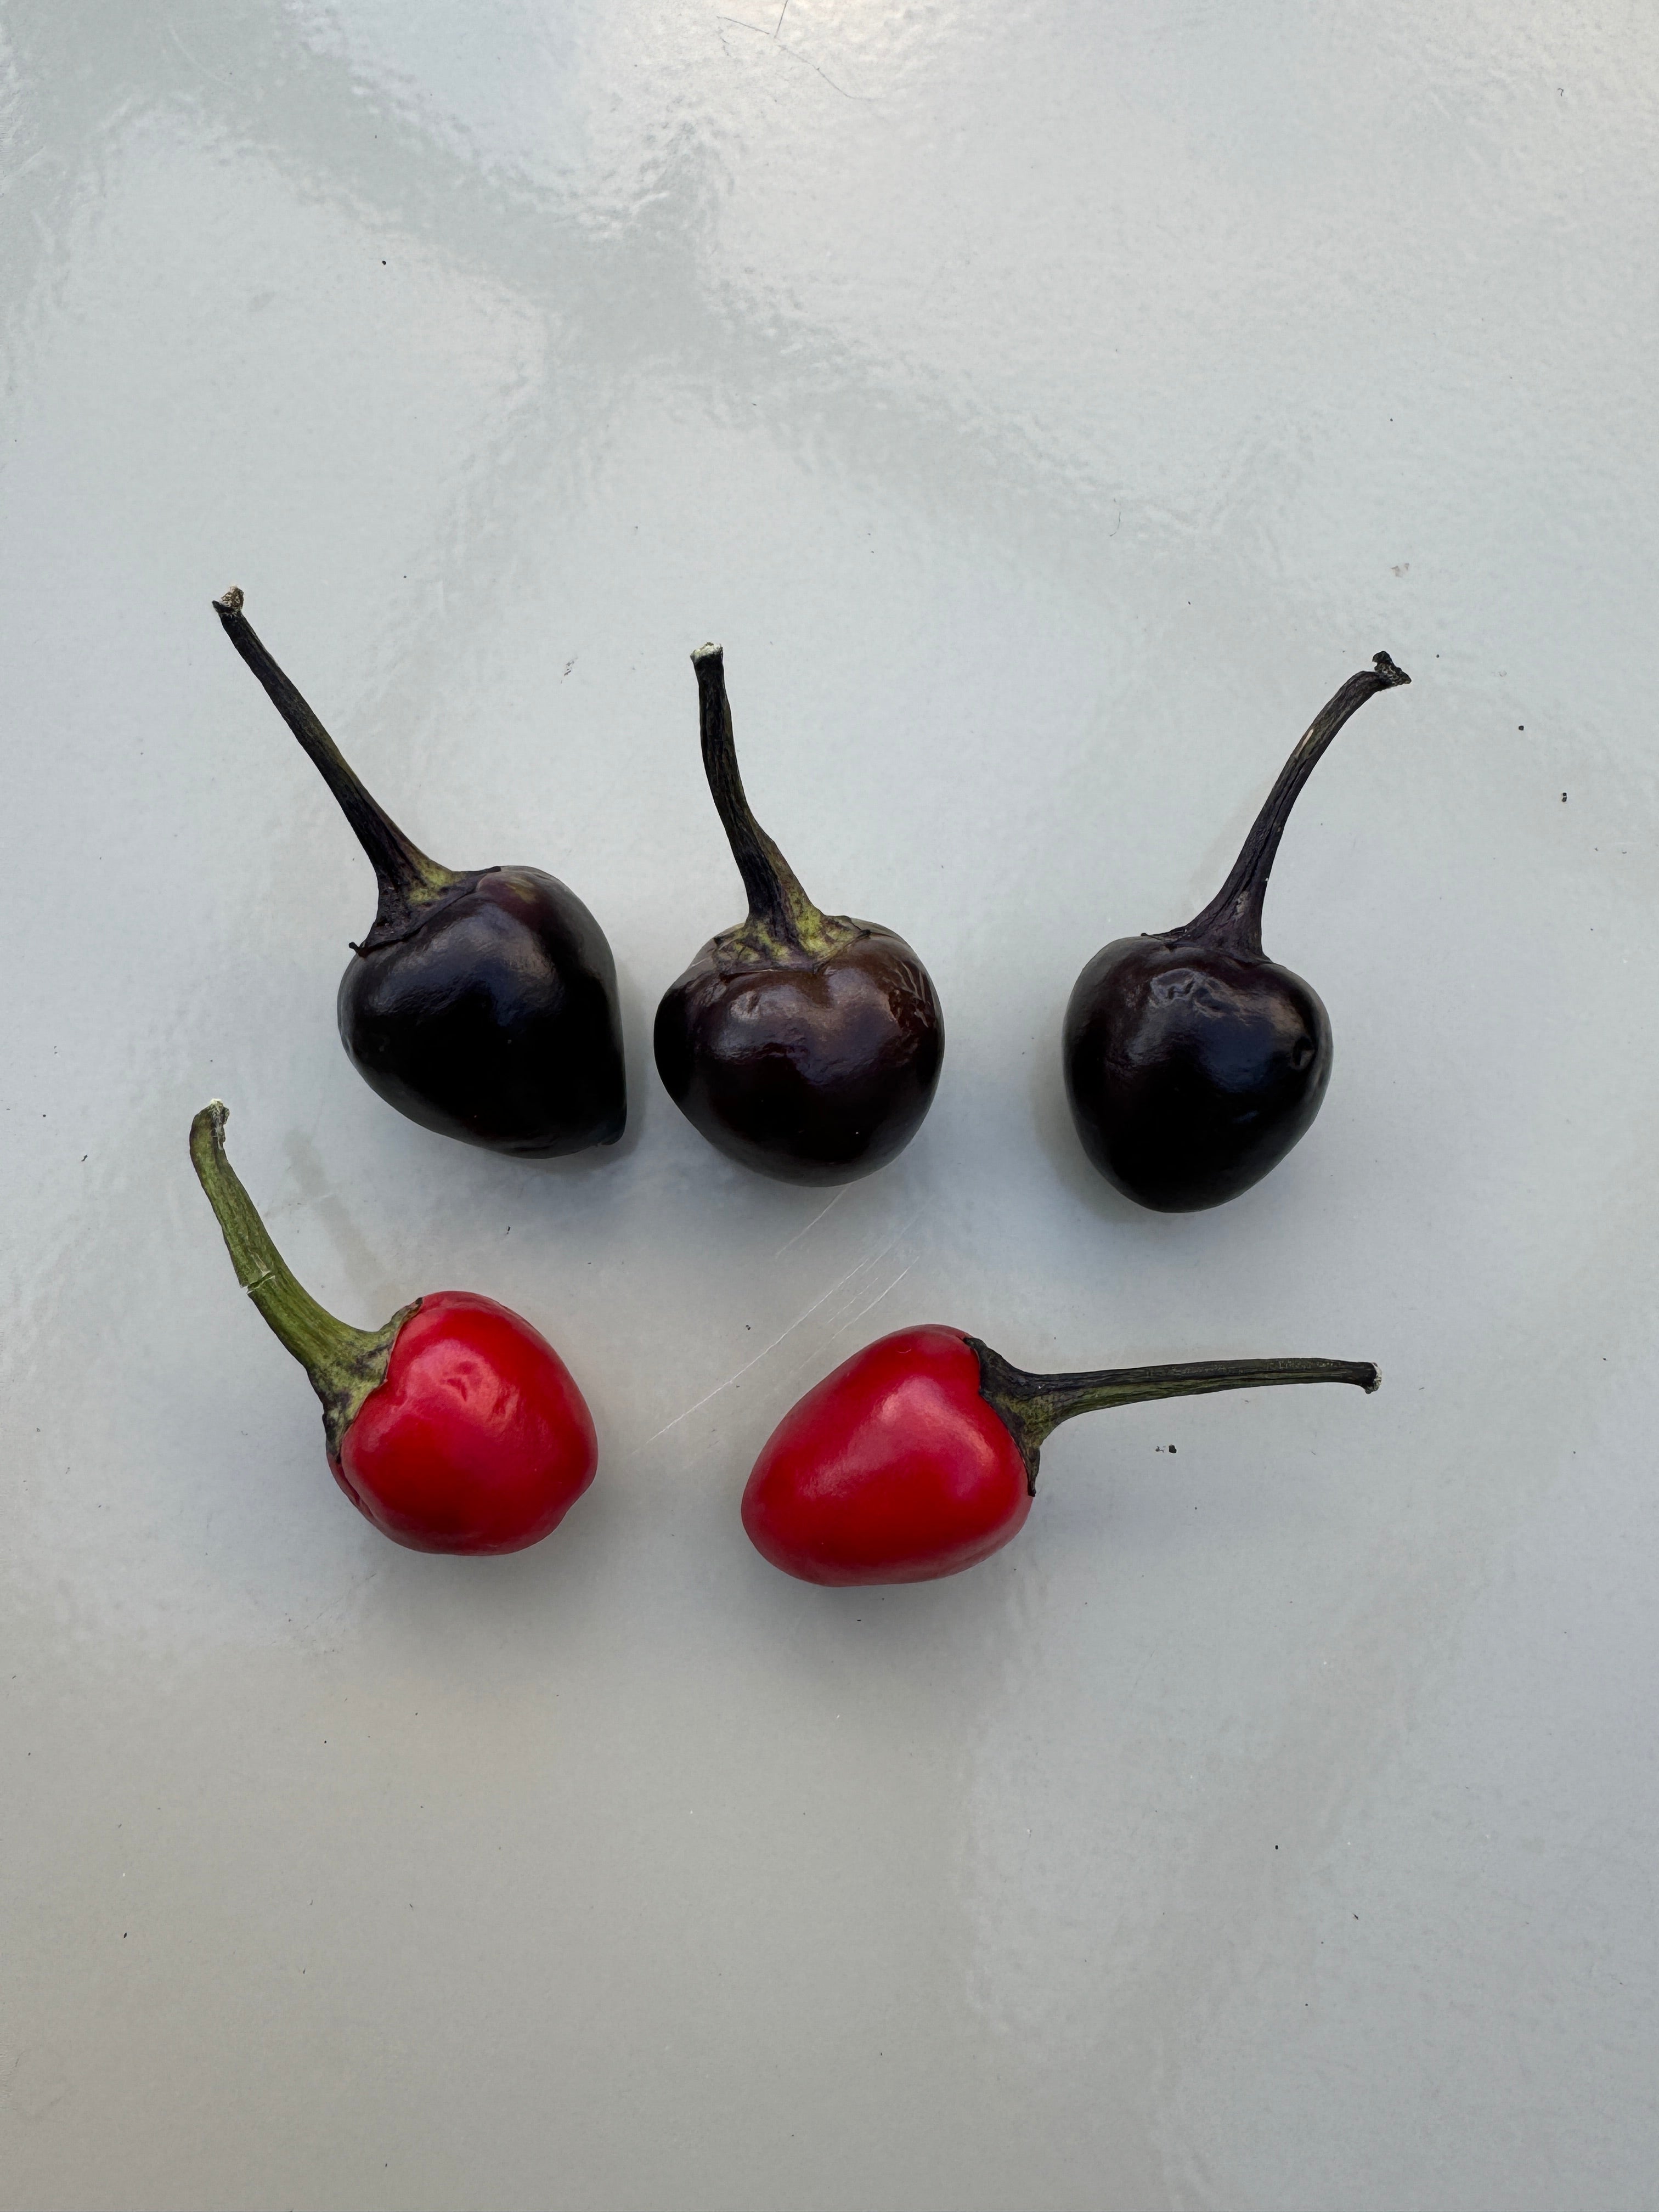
[[741, 1325, 1379, 1585], [189, 1102, 597, 1554]]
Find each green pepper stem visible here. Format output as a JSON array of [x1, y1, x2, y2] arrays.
[[213, 588, 460, 942], [692, 644, 828, 956], [1182, 652, 1410, 955], [970, 1338, 1379, 1491], [189, 1102, 409, 1454]]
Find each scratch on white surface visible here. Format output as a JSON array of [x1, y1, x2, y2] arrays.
[[774, 1186, 848, 1256], [168, 21, 233, 85], [830, 1267, 911, 1339], [647, 1212, 923, 1442], [714, 14, 867, 99], [0, 149, 47, 196]]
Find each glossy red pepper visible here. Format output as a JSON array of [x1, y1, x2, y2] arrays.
[[741, 1325, 1378, 1585], [189, 1102, 597, 1553]]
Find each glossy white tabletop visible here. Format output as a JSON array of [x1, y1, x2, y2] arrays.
[[3, 5, 1656, 2206]]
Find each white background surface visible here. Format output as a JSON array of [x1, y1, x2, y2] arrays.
[[3, 4, 1657, 2205]]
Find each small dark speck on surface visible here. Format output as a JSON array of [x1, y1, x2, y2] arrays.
[[1562, 792, 1567, 802]]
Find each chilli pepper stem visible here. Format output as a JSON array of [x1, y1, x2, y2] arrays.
[[970, 1338, 1380, 1489], [1183, 651, 1411, 955], [189, 1102, 409, 1451], [190, 1101, 370, 1375], [692, 643, 827, 956], [213, 588, 459, 934]]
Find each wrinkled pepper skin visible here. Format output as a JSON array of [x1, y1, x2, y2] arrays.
[[654, 926, 943, 1186], [191, 1100, 602, 1558], [655, 643, 944, 1186], [1063, 935, 1331, 1211], [331, 1291, 599, 1555]]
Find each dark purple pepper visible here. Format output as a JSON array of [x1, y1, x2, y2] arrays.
[[1064, 652, 1410, 1211], [213, 589, 625, 1158], [654, 646, 943, 1186]]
